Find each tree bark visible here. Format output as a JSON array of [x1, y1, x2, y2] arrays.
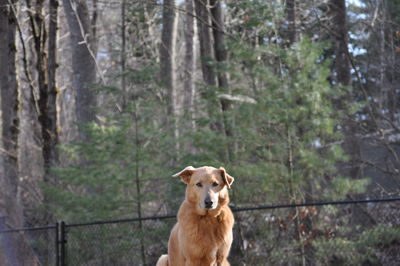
[[183, 0, 196, 128], [27, 0, 59, 178], [26, 0, 46, 117], [195, 0, 231, 138], [285, 0, 296, 44], [91, 0, 98, 54], [210, 0, 228, 91], [22, 0, 58, 229], [210, 0, 235, 161], [0, 0, 19, 197], [160, 0, 178, 117], [63, 0, 97, 140], [44, 0, 59, 173], [194, 0, 217, 87], [329, 0, 351, 86], [160, 0, 179, 160], [329, 0, 361, 179], [0, 1, 37, 264], [121, 0, 127, 109]]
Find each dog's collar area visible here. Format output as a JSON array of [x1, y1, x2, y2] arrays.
[[198, 208, 223, 218]]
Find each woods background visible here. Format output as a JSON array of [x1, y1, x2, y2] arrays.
[[0, 0, 399, 265]]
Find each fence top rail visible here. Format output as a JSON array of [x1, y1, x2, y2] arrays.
[[1, 196, 399, 232], [231, 196, 400, 212], [63, 196, 400, 228], [66, 213, 177, 228], [0, 224, 57, 234]]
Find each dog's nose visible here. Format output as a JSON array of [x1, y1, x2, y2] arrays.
[[204, 197, 213, 209]]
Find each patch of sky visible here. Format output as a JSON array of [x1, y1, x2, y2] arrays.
[[312, 139, 322, 148], [356, 113, 368, 121], [346, 0, 366, 8], [348, 43, 367, 56], [381, 109, 389, 115], [348, 11, 367, 20], [349, 31, 368, 40], [97, 51, 108, 60]]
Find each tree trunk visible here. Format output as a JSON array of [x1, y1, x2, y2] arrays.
[[0, 1, 37, 264], [195, 0, 230, 138], [329, 0, 361, 183], [210, 0, 234, 161], [194, 0, 217, 87], [23, 0, 58, 228], [160, 0, 178, 117], [121, 0, 127, 109], [28, 0, 59, 179], [329, 0, 351, 86], [0, 0, 19, 198], [183, 0, 196, 129], [62, 0, 97, 140], [160, 0, 179, 160], [26, 0, 46, 122], [285, 0, 296, 44], [210, 0, 228, 91], [329, 0, 359, 172], [91, 0, 98, 55], [43, 0, 59, 173], [386, 1, 399, 120]]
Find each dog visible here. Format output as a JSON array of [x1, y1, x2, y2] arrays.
[[156, 166, 235, 266]]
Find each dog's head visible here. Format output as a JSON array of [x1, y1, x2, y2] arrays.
[[173, 166, 234, 213]]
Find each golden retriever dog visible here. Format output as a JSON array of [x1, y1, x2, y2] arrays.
[[156, 166, 235, 266]]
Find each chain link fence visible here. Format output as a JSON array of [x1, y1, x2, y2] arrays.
[[230, 199, 400, 265], [0, 221, 58, 266], [1, 197, 399, 266], [64, 216, 176, 266]]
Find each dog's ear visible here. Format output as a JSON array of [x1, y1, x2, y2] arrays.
[[172, 166, 196, 184], [219, 167, 234, 189]]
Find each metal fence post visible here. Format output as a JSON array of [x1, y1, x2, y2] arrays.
[[60, 221, 67, 266]]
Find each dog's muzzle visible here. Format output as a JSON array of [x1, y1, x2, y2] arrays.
[[204, 196, 213, 209]]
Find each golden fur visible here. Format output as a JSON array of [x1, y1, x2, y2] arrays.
[[156, 166, 235, 266]]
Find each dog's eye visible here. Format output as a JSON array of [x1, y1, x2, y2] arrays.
[[212, 182, 219, 187], [196, 182, 203, 187]]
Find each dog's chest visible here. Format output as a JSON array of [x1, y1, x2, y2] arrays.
[[184, 214, 229, 247]]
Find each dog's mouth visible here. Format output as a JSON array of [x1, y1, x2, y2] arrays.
[[199, 203, 217, 210]]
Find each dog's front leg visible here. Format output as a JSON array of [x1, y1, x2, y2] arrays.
[[216, 239, 232, 266], [216, 246, 231, 266], [216, 260, 230, 266], [216, 253, 230, 266], [184, 255, 217, 266]]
